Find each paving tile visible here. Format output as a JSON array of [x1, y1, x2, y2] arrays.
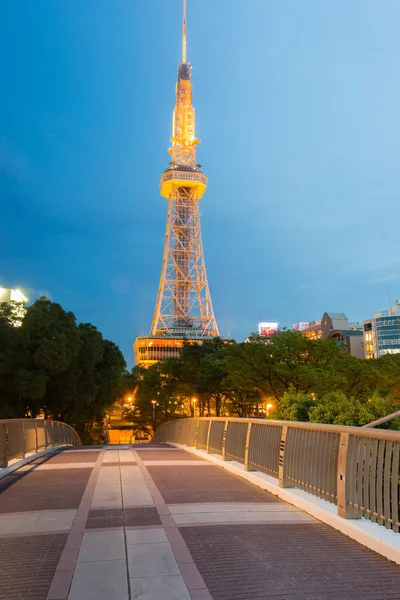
[[189, 589, 213, 600], [136, 450, 200, 461], [0, 517, 73, 535], [57, 547, 80, 570], [0, 468, 91, 512], [147, 464, 276, 503], [173, 511, 246, 525], [45, 451, 100, 464], [85, 507, 161, 529], [64, 532, 83, 551], [0, 533, 67, 600], [179, 562, 207, 590], [179, 523, 400, 600], [238, 510, 315, 522], [0, 510, 41, 522], [68, 560, 129, 600], [127, 542, 180, 577], [35, 462, 96, 470], [129, 575, 191, 600], [167, 502, 295, 514], [141, 461, 209, 466], [126, 528, 168, 544], [47, 569, 74, 600], [38, 509, 77, 521], [78, 531, 126, 562], [170, 541, 194, 564]]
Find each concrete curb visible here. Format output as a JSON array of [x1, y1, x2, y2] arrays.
[[172, 443, 400, 566]]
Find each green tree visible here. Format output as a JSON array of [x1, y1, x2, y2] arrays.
[[0, 297, 126, 441], [224, 331, 346, 402]]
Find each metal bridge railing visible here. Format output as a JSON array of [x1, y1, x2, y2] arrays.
[[153, 417, 400, 534], [0, 419, 81, 468]]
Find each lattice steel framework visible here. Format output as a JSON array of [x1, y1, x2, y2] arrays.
[[150, 0, 218, 339]]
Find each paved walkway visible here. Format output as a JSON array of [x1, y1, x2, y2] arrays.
[[1, 445, 400, 600]]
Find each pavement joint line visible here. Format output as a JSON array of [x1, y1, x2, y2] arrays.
[[132, 448, 210, 596], [46, 447, 106, 600], [119, 450, 133, 600]]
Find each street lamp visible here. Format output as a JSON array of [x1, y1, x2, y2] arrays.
[[192, 397, 197, 417], [266, 403, 273, 417], [151, 400, 157, 430]]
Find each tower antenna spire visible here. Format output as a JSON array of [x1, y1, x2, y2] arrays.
[[182, 0, 187, 63]]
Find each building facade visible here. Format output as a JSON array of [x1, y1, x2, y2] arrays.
[[295, 312, 365, 358], [363, 301, 400, 359]]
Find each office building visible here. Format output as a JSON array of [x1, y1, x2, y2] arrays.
[[363, 301, 400, 359]]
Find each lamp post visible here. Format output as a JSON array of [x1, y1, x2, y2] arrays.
[[266, 403, 273, 417], [192, 397, 197, 417], [151, 400, 157, 431]]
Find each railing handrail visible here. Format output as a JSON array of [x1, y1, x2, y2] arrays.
[[361, 409, 400, 429], [170, 416, 400, 441], [0, 418, 74, 425]]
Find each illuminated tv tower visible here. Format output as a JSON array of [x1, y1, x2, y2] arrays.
[[134, 0, 219, 365]]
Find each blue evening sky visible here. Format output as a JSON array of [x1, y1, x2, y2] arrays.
[[1, 0, 399, 366]]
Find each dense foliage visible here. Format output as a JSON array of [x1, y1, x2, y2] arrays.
[[124, 331, 400, 434], [0, 298, 126, 442]]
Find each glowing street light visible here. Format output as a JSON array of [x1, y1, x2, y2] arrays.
[[151, 399, 157, 427], [266, 403, 273, 417], [192, 397, 197, 417]]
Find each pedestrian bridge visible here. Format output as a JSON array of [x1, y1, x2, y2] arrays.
[[0, 418, 399, 600]]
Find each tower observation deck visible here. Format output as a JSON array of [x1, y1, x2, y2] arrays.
[[134, 0, 219, 366]]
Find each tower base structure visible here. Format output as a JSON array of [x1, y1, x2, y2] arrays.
[[134, 333, 217, 366]]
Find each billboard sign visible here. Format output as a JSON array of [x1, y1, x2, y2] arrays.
[[258, 322, 278, 337], [293, 322, 309, 331]]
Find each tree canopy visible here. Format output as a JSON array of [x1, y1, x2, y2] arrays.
[[0, 297, 126, 442], [123, 331, 400, 432]]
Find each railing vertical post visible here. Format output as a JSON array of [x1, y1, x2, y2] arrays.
[[44, 421, 49, 448], [337, 432, 361, 519], [206, 420, 212, 454], [184, 419, 190, 446], [34, 420, 39, 454], [0, 423, 9, 468], [244, 422, 256, 471], [221, 420, 229, 461], [278, 425, 294, 488], [194, 419, 200, 449], [21, 421, 26, 459]]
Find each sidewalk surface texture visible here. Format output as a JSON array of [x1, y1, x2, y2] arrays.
[[0, 444, 400, 600]]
